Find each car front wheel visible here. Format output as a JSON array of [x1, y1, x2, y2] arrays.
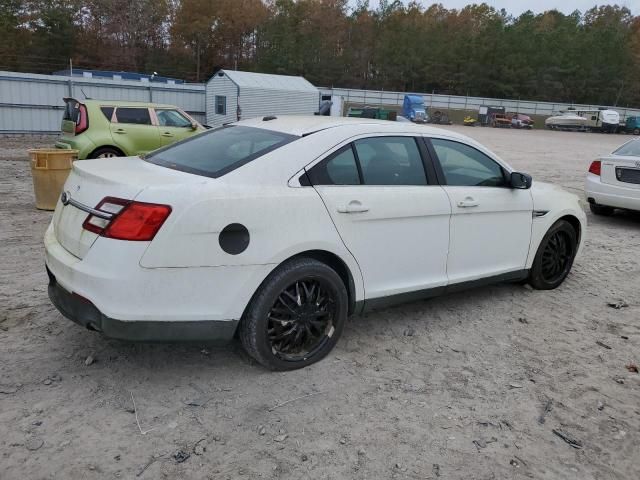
[[239, 257, 348, 371], [528, 220, 577, 290]]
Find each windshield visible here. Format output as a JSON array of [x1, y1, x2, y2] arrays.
[[145, 126, 298, 178], [613, 140, 640, 157]]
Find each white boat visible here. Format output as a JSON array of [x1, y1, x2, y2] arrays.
[[545, 112, 588, 130]]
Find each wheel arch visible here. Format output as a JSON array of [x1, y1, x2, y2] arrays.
[[559, 214, 582, 246], [88, 145, 126, 158], [526, 210, 586, 269], [283, 250, 359, 315]]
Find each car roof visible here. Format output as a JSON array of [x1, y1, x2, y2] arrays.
[[69, 98, 176, 108], [236, 115, 470, 140]]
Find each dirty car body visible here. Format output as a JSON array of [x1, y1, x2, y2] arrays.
[[45, 116, 586, 370]]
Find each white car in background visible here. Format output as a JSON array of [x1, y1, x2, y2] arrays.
[[45, 116, 586, 370], [586, 138, 640, 215]]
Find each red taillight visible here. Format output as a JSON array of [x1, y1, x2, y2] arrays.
[[588, 160, 601, 176], [82, 197, 171, 241], [76, 104, 88, 134]]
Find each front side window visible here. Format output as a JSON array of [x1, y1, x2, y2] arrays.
[[431, 138, 506, 187], [354, 137, 427, 186], [215, 96, 226, 115], [115, 107, 152, 125], [144, 126, 297, 178], [156, 109, 191, 127]]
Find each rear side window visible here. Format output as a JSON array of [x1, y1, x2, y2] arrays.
[[307, 146, 361, 185], [308, 136, 428, 186], [100, 106, 114, 121], [144, 126, 297, 178], [115, 107, 151, 125], [354, 137, 427, 185]]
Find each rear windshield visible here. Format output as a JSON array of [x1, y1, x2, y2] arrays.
[[613, 140, 640, 157], [144, 126, 297, 178], [63, 100, 80, 122]]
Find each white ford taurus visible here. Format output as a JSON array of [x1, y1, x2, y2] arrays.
[[45, 116, 586, 370]]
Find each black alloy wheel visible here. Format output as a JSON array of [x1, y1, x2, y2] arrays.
[[239, 257, 348, 370], [540, 230, 573, 284], [267, 278, 336, 361], [528, 220, 578, 290]]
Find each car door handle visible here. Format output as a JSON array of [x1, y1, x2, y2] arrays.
[[457, 197, 479, 208], [161, 132, 174, 137], [337, 201, 369, 214], [114, 129, 126, 134]]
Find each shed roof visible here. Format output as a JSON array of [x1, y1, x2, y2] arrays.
[[211, 70, 317, 92]]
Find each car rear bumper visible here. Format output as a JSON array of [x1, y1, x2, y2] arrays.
[[47, 266, 238, 342], [55, 137, 96, 160], [585, 174, 640, 211], [44, 222, 274, 340]]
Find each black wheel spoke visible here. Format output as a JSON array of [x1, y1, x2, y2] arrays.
[[267, 278, 336, 359], [541, 231, 574, 283]]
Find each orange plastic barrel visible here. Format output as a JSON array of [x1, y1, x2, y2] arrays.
[[29, 149, 78, 210]]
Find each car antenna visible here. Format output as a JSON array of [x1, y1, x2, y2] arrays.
[[80, 88, 91, 100]]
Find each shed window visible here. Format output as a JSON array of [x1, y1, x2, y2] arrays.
[[215, 96, 226, 115]]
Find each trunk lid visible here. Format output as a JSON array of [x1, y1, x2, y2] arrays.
[[61, 97, 81, 136], [53, 157, 205, 259], [601, 154, 640, 190]]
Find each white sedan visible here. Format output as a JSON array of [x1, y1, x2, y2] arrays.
[[45, 116, 586, 370], [585, 138, 640, 215]]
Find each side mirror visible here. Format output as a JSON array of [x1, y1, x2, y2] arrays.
[[190, 122, 198, 130], [510, 172, 532, 189]]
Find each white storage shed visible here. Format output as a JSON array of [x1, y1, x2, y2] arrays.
[[205, 70, 320, 127]]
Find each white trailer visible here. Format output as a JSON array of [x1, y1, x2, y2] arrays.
[[205, 70, 319, 128]]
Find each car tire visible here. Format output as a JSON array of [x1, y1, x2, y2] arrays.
[[633, 128, 640, 136], [90, 147, 122, 159], [589, 203, 614, 216], [239, 257, 348, 371], [528, 220, 578, 290]]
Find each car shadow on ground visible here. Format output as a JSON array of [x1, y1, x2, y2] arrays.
[[58, 280, 530, 378], [587, 209, 640, 228]]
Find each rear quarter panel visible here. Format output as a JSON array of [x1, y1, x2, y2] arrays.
[[83, 103, 117, 157], [137, 182, 365, 300]]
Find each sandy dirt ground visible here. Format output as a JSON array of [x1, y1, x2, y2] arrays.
[[1, 129, 639, 480]]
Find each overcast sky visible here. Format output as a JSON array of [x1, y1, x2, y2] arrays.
[[349, 1, 639, 15]]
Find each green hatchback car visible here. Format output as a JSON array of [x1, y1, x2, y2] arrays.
[[55, 98, 206, 159]]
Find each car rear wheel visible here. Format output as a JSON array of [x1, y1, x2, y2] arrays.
[[239, 258, 348, 371], [589, 203, 614, 216], [528, 220, 577, 290], [90, 147, 122, 159]]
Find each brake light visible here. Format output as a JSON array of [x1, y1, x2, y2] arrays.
[[82, 197, 171, 241], [588, 160, 601, 176], [76, 104, 88, 134]]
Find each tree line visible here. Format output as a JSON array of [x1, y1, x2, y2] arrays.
[[1, 1, 638, 107]]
